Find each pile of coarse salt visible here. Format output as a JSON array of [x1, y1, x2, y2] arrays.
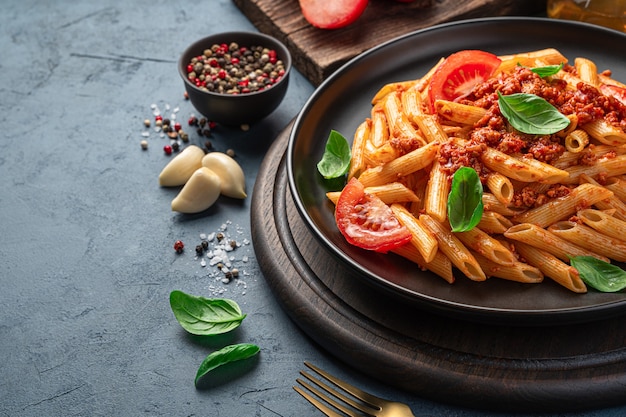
[[198, 221, 253, 297]]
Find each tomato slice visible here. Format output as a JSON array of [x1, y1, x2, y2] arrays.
[[299, 0, 369, 29], [600, 84, 626, 106], [335, 178, 412, 253], [427, 50, 502, 112]]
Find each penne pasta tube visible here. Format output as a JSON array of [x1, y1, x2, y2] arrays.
[[419, 214, 486, 281], [357, 141, 439, 187], [486, 172, 514, 205], [574, 57, 599, 87], [512, 183, 614, 228], [348, 119, 370, 180], [514, 241, 586, 293], [434, 99, 487, 125], [497, 48, 568, 73], [423, 159, 450, 222], [326, 182, 420, 206], [371, 80, 417, 105], [579, 174, 626, 221], [581, 119, 626, 146], [503, 223, 609, 262], [473, 252, 543, 284], [604, 177, 626, 202], [564, 129, 589, 153], [382, 92, 426, 146], [370, 104, 389, 148], [391, 245, 454, 284], [481, 147, 570, 184], [482, 193, 523, 217], [548, 221, 626, 262], [477, 211, 514, 234], [563, 154, 626, 184], [577, 208, 626, 244], [412, 112, 449, 144], [391, 204, 438, 263], [455, 227, 517, 265]]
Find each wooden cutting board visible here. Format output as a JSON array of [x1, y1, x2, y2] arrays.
[[233, 0, 547, 85]]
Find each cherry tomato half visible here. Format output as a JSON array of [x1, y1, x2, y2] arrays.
[[427, 50, 502, 112], [299, 0, 369, 29], [335, 178, 412, 253]]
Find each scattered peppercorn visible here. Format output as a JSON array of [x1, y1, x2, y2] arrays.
[[163, 144, 173, 155], [195, 244, 204, 255], [216, 232, 225, 242], [226, 148, 235, 157], [204, 140, 213, 151], [231, 268, 239, 278], [229, 240, 237, 249], [201, 240, 209, 250], [171, 142, 180, 152], [173, 240, 184, 253], [140, 140, 148, 150], [143, 119, 151, 127]]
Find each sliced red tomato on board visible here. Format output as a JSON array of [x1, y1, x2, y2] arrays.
[[335, 178, 412, 253], [299, 0, 369, 29], [427, 50, 502, 112], [600, 84, 626, 106]]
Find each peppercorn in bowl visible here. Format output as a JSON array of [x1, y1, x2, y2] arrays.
[[179, 31, 291, 126]]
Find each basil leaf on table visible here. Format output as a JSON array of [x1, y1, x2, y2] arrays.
[[570, 256, 626, 293], [195, 343, 260, 386], [447, 167, 484, 232], [317, 130, 351, 179], [169, 290, 246, 335], [530, 63, 563, 78], [498, 92, 570, 135]]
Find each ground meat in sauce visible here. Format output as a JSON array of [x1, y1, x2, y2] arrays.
[[445, 65, 625, 176], [438, 139, 488, 181], [511, 184, 572, 209]]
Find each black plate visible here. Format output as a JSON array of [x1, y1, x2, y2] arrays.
[[287, 17, 626, 325]]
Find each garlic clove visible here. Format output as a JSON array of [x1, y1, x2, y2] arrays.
[[159, 145, 205, 187], [201, 152, 247, 199], [171, 167, 221, 213]]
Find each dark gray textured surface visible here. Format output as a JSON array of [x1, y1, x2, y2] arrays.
[[1, 1, 625, 416]]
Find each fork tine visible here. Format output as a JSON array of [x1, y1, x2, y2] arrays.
[[297, 372, 377, 417], [294, 378, 361, 417], [304, 361, 384, 409], [293, 383, 344, 417]]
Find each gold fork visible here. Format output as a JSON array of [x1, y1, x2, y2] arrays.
[[294, 361, 416, 417]]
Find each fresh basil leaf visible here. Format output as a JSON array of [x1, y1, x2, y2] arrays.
[[570, 256, 626, 293], [194, 343, 260, 386], [317, 130, 351, 179], [169, 290, 246, 335], [530, 63, 563, 78], [447, 167, 484, 232], [498, 92, 570, 135]]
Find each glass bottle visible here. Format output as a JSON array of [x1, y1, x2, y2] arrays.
[[547, 0, 625, 32]]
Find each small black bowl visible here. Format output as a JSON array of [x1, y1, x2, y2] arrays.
[[178, 31, 291, 126]]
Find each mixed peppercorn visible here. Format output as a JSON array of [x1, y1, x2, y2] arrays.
[[185, 42, 286, 95]]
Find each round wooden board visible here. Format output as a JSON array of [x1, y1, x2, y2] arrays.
[[251, 122, 626, 413]]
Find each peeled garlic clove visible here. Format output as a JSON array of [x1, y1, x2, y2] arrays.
[[171, 167, 221, 213], [201, 152, 247, 199], [159, 145, 205, 187]]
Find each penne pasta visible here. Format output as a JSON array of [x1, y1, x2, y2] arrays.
[[514, 241, 586, 293], [512, 183, 614, 228], [504, 223, 609, 262], [578, 208, 626, 243], [473, 252, 543, 284], [328, 48, 625, 293], [419, 214, 486, 281], [391, 204, 438, 263], [548, 221, 626, 262], [455, 227, 517, 265]]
